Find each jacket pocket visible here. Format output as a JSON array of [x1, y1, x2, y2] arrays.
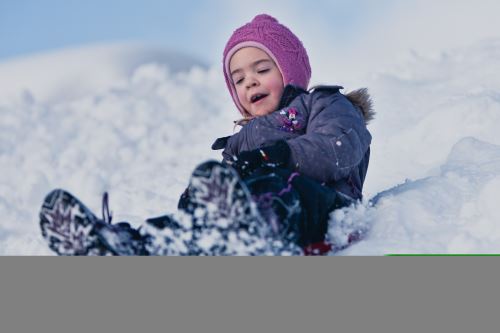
[[330, 128, 365, 171]]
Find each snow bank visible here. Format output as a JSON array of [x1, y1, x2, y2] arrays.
[[0, 45, 230, 255], [364, 39, 500, 194], [331, 137, 500, 255], [329, 39, 500, 255]]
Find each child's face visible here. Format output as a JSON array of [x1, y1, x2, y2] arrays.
[[229, 47, 284, 117]]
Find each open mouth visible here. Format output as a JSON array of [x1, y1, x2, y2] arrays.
[[250, 93, 269, 104]]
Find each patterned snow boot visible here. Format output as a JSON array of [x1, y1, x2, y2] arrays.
[[40, 189, 147, 256], [175, 160, 278, 255]]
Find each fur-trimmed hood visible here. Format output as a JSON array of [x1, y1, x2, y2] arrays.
[[345, 88, 375, 124], [309, 85, 375, 125]]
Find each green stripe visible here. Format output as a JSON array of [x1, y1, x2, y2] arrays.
[[386, 254, 500, 257]]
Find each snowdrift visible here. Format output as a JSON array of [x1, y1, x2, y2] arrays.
[[331, 137, 500, 255]]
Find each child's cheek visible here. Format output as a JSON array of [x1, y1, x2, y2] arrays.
[[236, 89, 247, 108], [268, 75, 285, 98]]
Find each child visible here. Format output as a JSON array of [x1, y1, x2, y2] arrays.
[[39, 14, 374, 256]]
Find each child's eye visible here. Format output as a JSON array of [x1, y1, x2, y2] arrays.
[[235, 78, 244, 85], [258, 69, 270, 74]]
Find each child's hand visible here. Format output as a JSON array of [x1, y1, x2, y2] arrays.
[[232, 140, 291, 179], [231, 150, 263, 179]]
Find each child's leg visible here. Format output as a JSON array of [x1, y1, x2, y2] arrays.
[[174, 160, 276, 255], [286, 172, 340, 246], [244, 167, 354, 254], [243, 167, 302, 245], [140, 214, 192, 256], [285, 173, 361, 255]]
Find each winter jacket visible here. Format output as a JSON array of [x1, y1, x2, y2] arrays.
[[213, 85, 374, 200]]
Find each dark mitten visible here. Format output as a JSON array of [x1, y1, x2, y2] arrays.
[[232, 140, 291, 178]]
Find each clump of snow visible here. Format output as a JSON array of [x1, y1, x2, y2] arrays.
[[1, 39, 500, 255]]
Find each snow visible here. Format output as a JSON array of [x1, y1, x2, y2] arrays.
[[1, 40, 500, 255], [331, 137, 500, 255]]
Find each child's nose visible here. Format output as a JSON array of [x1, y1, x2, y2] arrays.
[[246, 77, 259, 88]]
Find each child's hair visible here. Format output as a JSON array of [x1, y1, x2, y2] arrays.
[[223, 14, 311, 120], [233, 116, 254, 129]]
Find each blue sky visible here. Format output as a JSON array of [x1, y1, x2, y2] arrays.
[[0, 0, 197, 59], [2, 0, 499, 68], [0, 0, 397, 63]]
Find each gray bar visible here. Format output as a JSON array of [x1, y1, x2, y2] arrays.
[[1, 257, 499, 333]]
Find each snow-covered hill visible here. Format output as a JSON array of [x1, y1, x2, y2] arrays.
[[1, 40, 499, 255], [0, 42, 206, 104]]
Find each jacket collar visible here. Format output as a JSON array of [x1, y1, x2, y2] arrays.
[[277, 85, 308, 110]]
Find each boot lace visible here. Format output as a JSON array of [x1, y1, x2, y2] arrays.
[[101, 192, 113, 224]]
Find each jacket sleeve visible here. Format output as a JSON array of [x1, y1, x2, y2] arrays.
[[286, 93, 372, 183], [222, 97, 309, 162], [221, 135, 239, 163]]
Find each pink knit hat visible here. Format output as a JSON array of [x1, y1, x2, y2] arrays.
[[223, 14, 312, 116]]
